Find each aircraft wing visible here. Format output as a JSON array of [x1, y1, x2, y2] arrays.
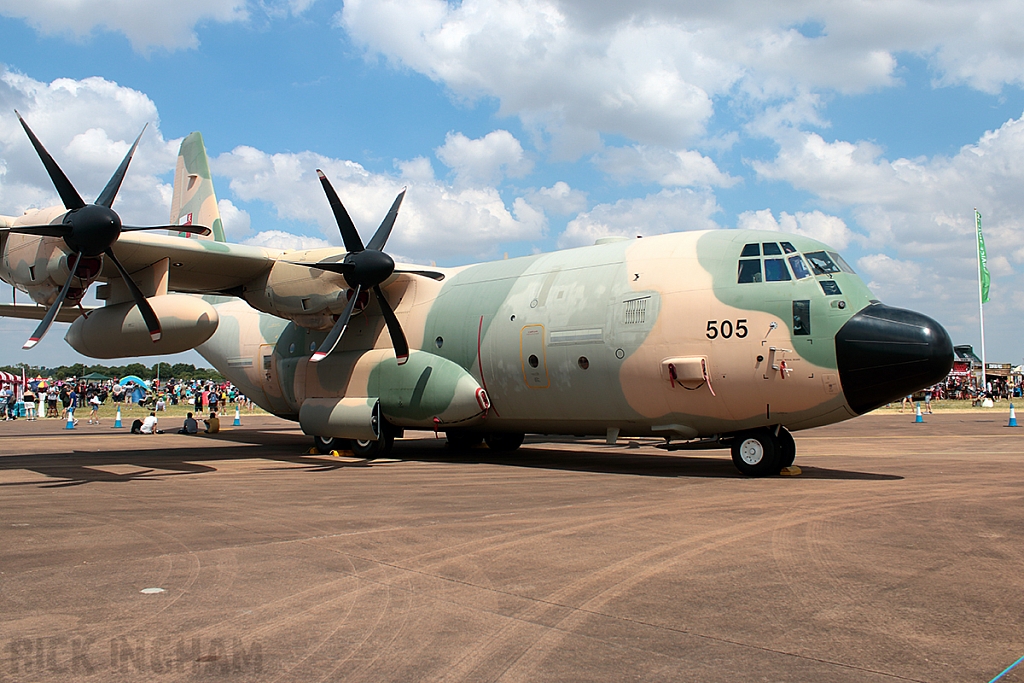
[[0, 303, 92, 323], [103, 231, 282, 294]]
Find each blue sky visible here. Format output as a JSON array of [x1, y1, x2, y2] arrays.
[[0, 0, 1022, 368]]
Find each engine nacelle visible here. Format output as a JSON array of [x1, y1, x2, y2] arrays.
[[65, 294, 219, 358]]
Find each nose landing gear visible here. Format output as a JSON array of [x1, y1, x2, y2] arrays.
[[730, 426, 795, 476]]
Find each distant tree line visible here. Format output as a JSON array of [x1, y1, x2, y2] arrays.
[[0, 362, 224, 382]]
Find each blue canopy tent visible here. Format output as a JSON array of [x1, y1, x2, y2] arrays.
[[118, 376, 150, 404]]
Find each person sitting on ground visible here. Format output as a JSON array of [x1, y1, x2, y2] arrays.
[[203, 411, 220, 434], [140, 411, 159, 434], [178, 412, 199, 435]]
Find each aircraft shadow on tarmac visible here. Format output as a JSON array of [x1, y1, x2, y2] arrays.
[[0, 429, 902, 486], [404, 445, 904, 481]]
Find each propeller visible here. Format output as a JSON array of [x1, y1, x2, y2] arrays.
[[9, 112, 211, 349], [305, 170, 413, 364]]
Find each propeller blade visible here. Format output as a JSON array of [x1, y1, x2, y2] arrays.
[[394, 268, 445, 281], [310, 284, 362, 363], [122, 224, 212, 235], [1, 224, 72, 238], [373, 285, 409, 365], [23, 251, 82, 349], [96, 124, 147, 208], [366, 189, 406, 253], [104, 248, 162, 341], [16, 111, 85, 211], [317, 170, 364, 253], [289, 261, 354, 275]]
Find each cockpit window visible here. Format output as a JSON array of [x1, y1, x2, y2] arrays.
[[781, 241, 797, 254], [741, 243, 760, 257], [804, 251, 841, 275], [820, 280, 842, 295], [737, 259, 762, 283], [828, 251, 856, 274], [762, 242, 782, 256], [764, 258, 792, 282], [788, 255, 810, 279]]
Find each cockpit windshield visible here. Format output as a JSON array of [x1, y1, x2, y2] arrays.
[[737, 243, 854, 284], [803, 251, 841, 276], [827, 251, 856, 274]]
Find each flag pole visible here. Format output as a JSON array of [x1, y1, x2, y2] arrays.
[[975, 208, 987, 391]]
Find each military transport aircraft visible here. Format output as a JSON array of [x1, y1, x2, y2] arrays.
[[0, 117, 953, 475]]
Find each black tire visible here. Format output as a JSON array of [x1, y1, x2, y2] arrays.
[[350, 421, 396, 459], [777, 427, 796, 468], [446, 430, 483, 450], [313, 435, 341, 454], [730, 429, 780, 477], [484, 432, 525, 452]]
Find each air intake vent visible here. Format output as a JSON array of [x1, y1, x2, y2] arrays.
[[623, 297, 649, 324]]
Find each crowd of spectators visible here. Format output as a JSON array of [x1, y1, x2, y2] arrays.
[[931, 376, 1023, 402], [0, 376, 254, 422]]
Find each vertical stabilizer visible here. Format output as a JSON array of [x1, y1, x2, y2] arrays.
[[169, 132, 226, 242]]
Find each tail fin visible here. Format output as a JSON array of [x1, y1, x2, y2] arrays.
[[169, 132, 226, 242]]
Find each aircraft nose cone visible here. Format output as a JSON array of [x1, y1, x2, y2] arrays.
[[835, 303, 953, 415]]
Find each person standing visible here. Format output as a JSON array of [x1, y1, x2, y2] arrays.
[[46, 386, 57, 418], [88, 393, 102, 424], [22, 386, 35, 421]]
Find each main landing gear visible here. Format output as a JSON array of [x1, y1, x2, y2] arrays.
[[312, 421, 398, 458], [730, 426, 796, 477]]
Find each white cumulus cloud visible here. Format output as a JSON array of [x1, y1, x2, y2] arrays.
[[0, 0, 247, 51], [560, 188, 720, 248], [436, 130, 532, 186], [594, 145, 738, 188], [0, 67, 177, 226], [737, 208, 854, 250]]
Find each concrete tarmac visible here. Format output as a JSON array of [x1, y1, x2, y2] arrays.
[[0, 411, 1022, 682]]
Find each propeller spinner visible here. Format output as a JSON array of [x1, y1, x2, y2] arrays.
[[305, 171, 410, 364], [9, 112, 210, 349]]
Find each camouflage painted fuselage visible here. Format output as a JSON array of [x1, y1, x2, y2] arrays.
[[198, 229, 876, 439]]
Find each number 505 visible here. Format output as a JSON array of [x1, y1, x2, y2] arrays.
[[706, 319, 748, 339]]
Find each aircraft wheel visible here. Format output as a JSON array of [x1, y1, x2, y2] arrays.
[[730, 429, 780, 477], [484, 432, 525, 452], [446, 430, 483, 450], [349, 422, 396, 459], [776, 427, 796, 468], [313, 435, 341, 455]]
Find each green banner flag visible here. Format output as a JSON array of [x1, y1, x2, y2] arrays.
[[976, 210, 990, 304]]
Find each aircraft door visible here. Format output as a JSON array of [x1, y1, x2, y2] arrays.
[[520, 324, 549, 388], [257, 343, 292, 413]]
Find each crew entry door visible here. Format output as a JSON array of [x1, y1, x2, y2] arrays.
[[520, 325, 549, 388], [257, 343, 291, 413]]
